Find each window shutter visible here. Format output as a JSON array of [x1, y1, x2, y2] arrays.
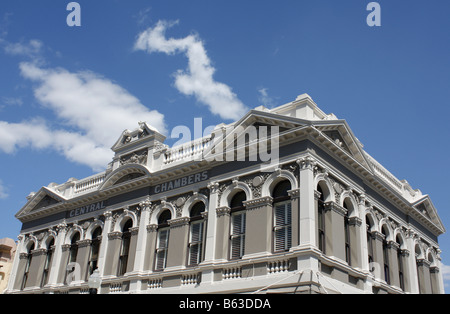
[[156, 228, 169, 270], [274, 202, 292, 252], [231, 212, 246, 259], [189, 221, 204, 265]]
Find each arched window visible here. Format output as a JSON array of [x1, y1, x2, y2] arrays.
[[21, 242, 35, 290], [41, 238, 54, 287], [396, 235, 405, 291], [381, 225, 390, 285], [317, 185, 326, 253], [88, 227, 102, 277], [118, 219, 133, 276], [230, 191, 247, 260], [188, 202, 206, 266], [272, 180, 292, 252], [155, 210, 171, 270]]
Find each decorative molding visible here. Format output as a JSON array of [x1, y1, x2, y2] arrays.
[[216, 206, 231, 217], [243, 196, 273, 210], [168, 217, 190, 228]]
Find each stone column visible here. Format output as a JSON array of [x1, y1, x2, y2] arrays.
[[203, 182, 219, 264], [13, 253, 28, 291], [297, 157, 317, 248], [386, 241, 400, 289], [405, 230, 419, 294], [126, 227, 139, 274], [75, 240, 92, 283], [97, 211, 113, 277], [399, 249, 411, 293], [132, 199, 152, 274], [144, 225, 158, 271], [58, 244, 70, 285], [47, 223, 68, 287], [371, 231, 385, 283], [323, 201, 347, 262], [129, 199, 152, 291], [348, 216, 363, 268], [296, 156, 319, 273], [215, 207, 231, 261], [166, 217, 190, 269], [27, 248, 48, 289], [243, 196, 273, 258], [103, 232, 122, 277], [416, 259, 432, 294], [430, 266, 441, 294]]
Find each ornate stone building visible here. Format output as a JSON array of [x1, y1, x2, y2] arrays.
[[5, 94, 445, 294]]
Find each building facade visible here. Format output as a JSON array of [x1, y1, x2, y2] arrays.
[[5, 94, 446, 294], [0, 238, 16, 293]]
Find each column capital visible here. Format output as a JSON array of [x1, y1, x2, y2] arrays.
[[216, 206, 231, 217], [243, 196, 273, 210], [296, 156, 317, 171], [348, 216, 362, 227], [324, 201, 347, 217], [168, 217, 190, 228]]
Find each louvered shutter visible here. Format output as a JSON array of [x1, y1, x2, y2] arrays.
[[231, 212, 246, 259], [189, 221, 204, 265], [274, 202, 292, 252], [156, 228, 169, 270]]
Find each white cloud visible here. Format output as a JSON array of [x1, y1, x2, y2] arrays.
[[0, 179, 8, 199], [4, 39, 43, 57], [134, 20, 248, 121], [257, 87, 278, 108], [442, 263, 450, 292], [0, 62, 166, 171]]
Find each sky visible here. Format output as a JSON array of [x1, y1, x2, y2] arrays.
[[0, 0, 449, 291]]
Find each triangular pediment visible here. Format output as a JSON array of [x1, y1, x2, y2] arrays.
[[412, 197, 446, 233], [15, 187, 66, 221], [313, 121, 372, 171]]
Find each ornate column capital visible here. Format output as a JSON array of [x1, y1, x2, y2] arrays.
[[296, 156, 317, 171], [139, 197, 152, 212], [216, 206, 231, 217]]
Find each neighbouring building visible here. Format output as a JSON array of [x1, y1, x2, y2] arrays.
[[0, 238, 17, 293], [5, 94, 446, 294]]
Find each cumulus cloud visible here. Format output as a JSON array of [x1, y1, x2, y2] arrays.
[[134, 20, 248, 121], [442, 263, 450, 292], [0, 62, 166, 171]]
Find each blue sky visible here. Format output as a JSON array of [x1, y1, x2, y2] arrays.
[[0, 0, 449, 291]]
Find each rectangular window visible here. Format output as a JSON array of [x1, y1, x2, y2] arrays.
[[230, 211, 246, 259], [188, 220, 204, 266], [156, 228, 169, 270], [273, 201, 292, 252]]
